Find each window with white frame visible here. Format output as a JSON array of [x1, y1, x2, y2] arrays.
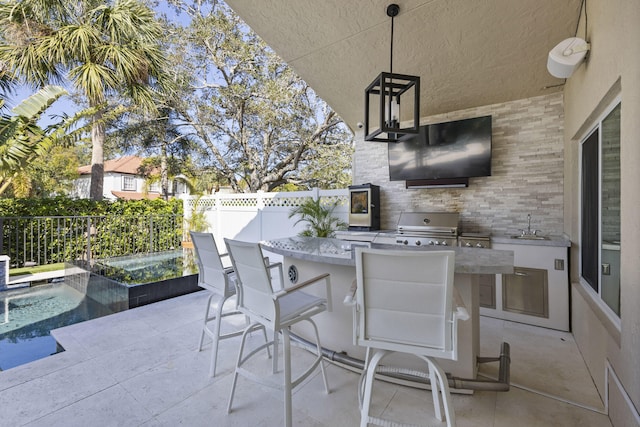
[[149, 181, 161, 193], [580, 101, 621, 317], [122, 175, 136, 191], [175, 181, 187, 194]]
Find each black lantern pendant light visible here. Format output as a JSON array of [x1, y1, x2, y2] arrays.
[[364, 3, 420, 142]]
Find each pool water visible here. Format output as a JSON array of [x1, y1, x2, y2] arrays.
[[100, 251, 187, 271], [0, 283, 115, 371], [92, 250, 196, 286]]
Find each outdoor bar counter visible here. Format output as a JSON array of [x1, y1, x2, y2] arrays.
[[261, 236, 514, 381]]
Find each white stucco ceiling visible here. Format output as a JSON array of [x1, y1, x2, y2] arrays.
[[225, 0, 582, 131]]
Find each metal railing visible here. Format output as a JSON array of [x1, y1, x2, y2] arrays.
[[0, 215, 183, 268]]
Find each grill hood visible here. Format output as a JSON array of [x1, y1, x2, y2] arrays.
[[396, 212, 460, 236]]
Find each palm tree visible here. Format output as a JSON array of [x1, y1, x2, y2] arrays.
[[0, 0, 168, 200]]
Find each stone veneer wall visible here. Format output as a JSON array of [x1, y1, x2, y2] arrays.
[[353, 92, 565, 236]]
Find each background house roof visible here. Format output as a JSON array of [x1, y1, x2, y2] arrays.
[[225, 0, 582, 130], [78, 156, 145, 175]]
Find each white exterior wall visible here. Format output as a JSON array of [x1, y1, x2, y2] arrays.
[[70, 176, 91, 199], [71, 172, 164, 200]]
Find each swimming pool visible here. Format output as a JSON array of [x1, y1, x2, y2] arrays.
[[0, 250, 201, 370], [0, 282, 115, 371]]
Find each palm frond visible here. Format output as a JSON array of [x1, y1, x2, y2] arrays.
[[0, 84, 68, 172], [11, 85, 66, 117]]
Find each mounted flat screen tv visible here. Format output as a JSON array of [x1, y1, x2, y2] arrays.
[[388, 115, 492, 182]]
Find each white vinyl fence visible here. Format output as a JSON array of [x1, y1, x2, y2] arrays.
[[182, 188, 349, 250]]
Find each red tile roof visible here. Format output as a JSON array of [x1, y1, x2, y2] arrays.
[[78, 156, 145, 175]]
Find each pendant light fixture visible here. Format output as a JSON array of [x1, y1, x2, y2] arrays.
[[364, 3, 420, 142]]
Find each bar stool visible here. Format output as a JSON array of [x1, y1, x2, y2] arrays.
[[224, 238, 332, 427], [353, 247, 468, 427], [190, 232, 249, 377]]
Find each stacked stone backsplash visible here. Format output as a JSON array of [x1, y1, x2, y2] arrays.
[[353, 92, 564, 236]]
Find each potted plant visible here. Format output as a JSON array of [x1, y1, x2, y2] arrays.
[[288, 198, 347, 238]]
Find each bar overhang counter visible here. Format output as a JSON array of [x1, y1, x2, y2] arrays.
[[261, 237, 514, 385]]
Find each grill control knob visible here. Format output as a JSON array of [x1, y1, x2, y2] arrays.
[[415, 240, 421, 246], [465, 242, 472, 247], [441, 241, 448, 246], [402, 240, 408, 245], [428, 240, 435, 245], [434, 241, 440, 246], [476, 243, 484, 248]]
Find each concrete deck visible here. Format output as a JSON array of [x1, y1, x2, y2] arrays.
[[0, 290, 611, 426]]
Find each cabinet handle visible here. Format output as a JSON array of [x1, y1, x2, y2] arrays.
[[515, 272, 528, 276]]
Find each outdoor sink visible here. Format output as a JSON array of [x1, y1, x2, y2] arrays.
[[510, 235, 549, 240]]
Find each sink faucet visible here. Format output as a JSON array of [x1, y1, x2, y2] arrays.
[[520, 213, 541, 236]]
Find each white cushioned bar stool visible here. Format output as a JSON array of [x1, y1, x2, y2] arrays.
[[190, 232, 255, 377], [353, 247, 468, 427], [224, 238, 332, 427]]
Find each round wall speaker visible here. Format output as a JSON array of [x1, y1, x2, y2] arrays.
[[547, 37, 589, 78], [287, 265, 298, 284]]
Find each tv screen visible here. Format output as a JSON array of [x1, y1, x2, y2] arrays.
[[388, 115, 492, 181]]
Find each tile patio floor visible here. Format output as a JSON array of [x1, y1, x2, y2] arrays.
[[0, 290, 612, 426]]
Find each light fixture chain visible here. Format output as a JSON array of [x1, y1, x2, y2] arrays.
[[390, 13, 394, 74]]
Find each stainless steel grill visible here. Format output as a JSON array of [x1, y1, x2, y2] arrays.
[[395, 212, 459, 247]]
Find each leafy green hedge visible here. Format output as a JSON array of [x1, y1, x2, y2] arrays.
[[0, 196, 183, 217], [0, 197, 185, 267]]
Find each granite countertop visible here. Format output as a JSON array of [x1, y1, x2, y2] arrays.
[[334, 230, 396, 238], [335, 229, 571, 247], [261, 236, 514, 274]]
